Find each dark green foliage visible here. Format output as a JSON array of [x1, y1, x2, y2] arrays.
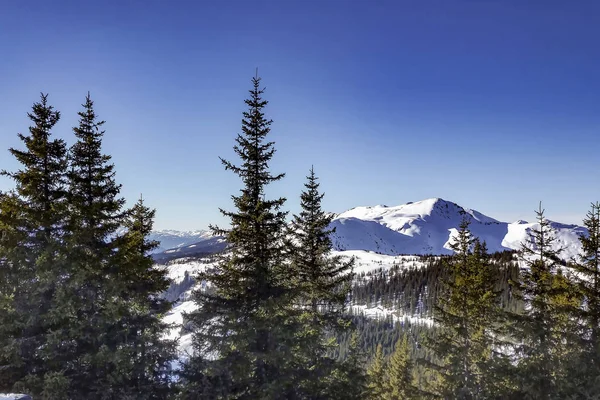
[[423, 219, 506, 399], [287, 167, 357, 398], [366, 344, 386, 399], [181, 76, 296, 399], [0, 94, 69, 395], [508, 204, 580, 399], [385, 335, 418, 400], [56, 95, 175, 399], [327, 332, 367, 400], [561, 202, 600, 396], [112, 198, 176, 398], [0, 94, 174, 399], [53, 92, 128, 397], [351, 253, 521, 321]]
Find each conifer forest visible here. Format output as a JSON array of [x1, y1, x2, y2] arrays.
[[1, 75, 600, 400]]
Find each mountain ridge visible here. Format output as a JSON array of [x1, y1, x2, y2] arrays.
[[330, 198, 586, 259], [152, 198, 587, 259]]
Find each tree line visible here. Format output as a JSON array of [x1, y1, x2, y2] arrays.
[[363, 205, 600, 399], [0, 78, 362, 399], [2, 76, 600, 399]]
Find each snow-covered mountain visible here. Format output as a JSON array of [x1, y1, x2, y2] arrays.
[[153, 236, 227, 264], [158, 198, 588, 356], [149, 230, 213, 253], [330, 198, 586, 259], [153, 198, 587, 260]]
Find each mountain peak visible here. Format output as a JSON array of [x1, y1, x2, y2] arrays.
[[330, 197, 584, 258]]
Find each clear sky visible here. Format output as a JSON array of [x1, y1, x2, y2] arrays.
[[0, 0, 598, 230]]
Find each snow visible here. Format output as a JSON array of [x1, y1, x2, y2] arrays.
[[163, 258, 211, 284], [149, 230, 213, 253], [157, 197, 589, 357], [331, 197, 586, 258], [351, 304, 434, 327], [152, 198, 587, 258], [0, 395, 32, 400], [158, 256, 218, 355], [337, 250, 428, 276]]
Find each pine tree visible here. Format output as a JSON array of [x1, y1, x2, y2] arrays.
[[287, 167, 355, 397], [330, 332, 367, 400], [385, 335, 416, 400], [561, 202, 600, 396], [47, 92, 128, 397], [63, 94, 175, 398], [509, 204, 579, 399], [0, 93, 69, 396], [0, 192, 26, 390], [366, 344, 387, 399], [424, 219, 503, 399], [180, 76, 296, 398], [113, 197, 176, 398]]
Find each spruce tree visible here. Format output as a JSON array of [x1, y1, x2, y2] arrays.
[[60, 95, 174, 398], [181, 76, 296, 398], [366, 344, 387, 400], [0, 94, 69, 396], [561, 202, 600, 396], [329, 332, 367, 400], [0, 192, 27, 391], [51, 93, 127, 397], [113, 197, 176, 398], [509, 204, 578, 399], [384, 335, 417, 400], [424, 219, 503, 399], [287, 167, 355, 397]]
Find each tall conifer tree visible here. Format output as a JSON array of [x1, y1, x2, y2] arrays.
[[66, 95, 175, 398], [181, 76, 296, 398], [385, 335, 417, 400], [55, 93, 127, 396], [0, 94, 68, 396], [366, 344, 387, 400], [509, 204, 578, 399], [287, 167, 355, 397], [329, 332, 367, 400], [114, 197, 176, 398], [560, 202, 600, 396], [424, 219, 503, 399]]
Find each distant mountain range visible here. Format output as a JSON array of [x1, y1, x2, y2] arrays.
[[151, 198, 587, 261], [149, 230, 213, 253], [158, 198, 589, 356], [330, 198, 586, 259]]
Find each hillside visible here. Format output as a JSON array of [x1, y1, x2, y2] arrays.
[[152, 198, 587, 260], [330, 198, 586, 259], [157, 198, 587, 357]]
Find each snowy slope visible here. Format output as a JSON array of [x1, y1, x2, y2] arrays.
[[149, 230, 213, 253], [158, 198, 588, 356], [331, 198, 586, 259], [152, 198, 587, 259]]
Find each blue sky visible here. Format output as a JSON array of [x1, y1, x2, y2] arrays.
[[0, 1, 598, 230]]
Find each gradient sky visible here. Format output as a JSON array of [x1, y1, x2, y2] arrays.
[[1, 1, 598, 230]]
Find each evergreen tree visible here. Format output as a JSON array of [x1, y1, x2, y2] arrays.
[[509, 204, 578, 399], [50, 92, 127, 397], [385, 335, 417, 400], [366, 344, 387, 400], [113, 197, 176, 398], [562, 202, 600, 396], [0, 94, 68, 396], [287, 167, 355, 397], [63, 94, 174, 398], [0, 192, 27, 390], [424, 219, 503, 399], [329, 332, 367, 400], [181, 76, 296, 399]]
